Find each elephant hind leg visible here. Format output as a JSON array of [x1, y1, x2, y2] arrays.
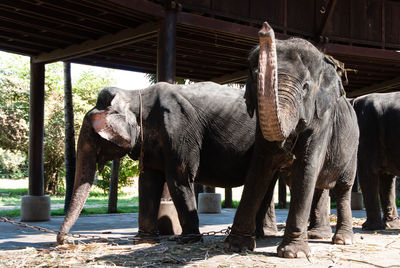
[[331, 155, 357, 245], [359, 168, 385, 230], [379, 174, 400, 229], [308, 189, 332, 239]]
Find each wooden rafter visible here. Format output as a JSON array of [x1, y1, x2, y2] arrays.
[[348, 76, 400, 97], [32, 22, 159, 64]]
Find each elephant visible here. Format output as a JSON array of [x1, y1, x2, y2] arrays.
[[57, 82, 280, 244], [352, 92, 400, 230], [224, 22, 359, 258]]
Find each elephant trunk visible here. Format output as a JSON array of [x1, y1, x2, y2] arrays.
[[57, 118, 97, 244], [257, 22, 291, 141]]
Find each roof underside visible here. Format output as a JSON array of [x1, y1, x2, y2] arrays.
[[1, 0, 400, 97]]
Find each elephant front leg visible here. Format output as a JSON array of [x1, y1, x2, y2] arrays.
[[255, 174, 278, 237], [166, 176, 201, 243], [380, 174, 400, 229], [224, 148, 275, 252], [137, 169, 165, 241], [308, 189, 332, 239], [277, 159, 320, 258]]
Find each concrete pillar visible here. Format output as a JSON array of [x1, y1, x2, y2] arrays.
[[21, 59, 50, 222]]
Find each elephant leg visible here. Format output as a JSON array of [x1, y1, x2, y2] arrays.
[[255, 173, 278, 238], [277, 161, 317, 258], [380, 174, 400, 229], [331, 182, 354, 245], [224, 141, 276, 252], [308, 189, 332, 239], [359, 167, 385, 230], [165, 174, 200, 243], [136, 169, 165, 241]]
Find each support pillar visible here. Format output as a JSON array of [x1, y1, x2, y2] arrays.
[[63, 62, 76, 213], [154, 1, 179, 234], [198, 186, 221, 213], [278, 177, 287, 209], [223, 188, 233, 208], [21, 59, 50, 222], [108, 159, 120, 213]]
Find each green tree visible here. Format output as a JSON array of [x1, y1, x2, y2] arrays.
[[0, 53, 117, 194]]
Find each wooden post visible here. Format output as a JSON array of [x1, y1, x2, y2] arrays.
[[63, 62, 76, 213], [21, 59, 50, 221], [204, 186, 215, 193], [108, 159, 121, 213], [278, 177, 287, 209], [224, 188, 233, 208], [28, 60, 45, 196]]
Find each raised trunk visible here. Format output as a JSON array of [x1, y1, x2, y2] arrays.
[[57, 119, 97, 244], [257, 22, 290, 141]]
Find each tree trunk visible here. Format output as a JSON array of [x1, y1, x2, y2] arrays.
[[108, 158, 120, 213], [63, 62, 76, 213]]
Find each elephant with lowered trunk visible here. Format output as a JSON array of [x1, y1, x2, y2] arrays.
[[57, 82, 281, 244], [352, 92, 400, 230], [224, 23, 359, 258]]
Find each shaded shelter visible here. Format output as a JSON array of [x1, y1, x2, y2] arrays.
[[1, 0, 400, 220]]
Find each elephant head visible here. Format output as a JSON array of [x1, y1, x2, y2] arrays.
[[57, 87, 141, 243], [245, 22, 345, 143]]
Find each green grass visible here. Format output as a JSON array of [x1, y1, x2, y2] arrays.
[[0, 186, 139, 217]]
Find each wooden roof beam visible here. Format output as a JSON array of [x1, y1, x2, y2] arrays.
[[211, 69, 248, 84], [320, 43, 400, 63], [32, 21, 159, 64], [106, 0, 166, 18], [348, 76, 400, 97], [318, 0, 338, 39]]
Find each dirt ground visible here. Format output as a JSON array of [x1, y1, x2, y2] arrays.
[[1, 218, 400, 268]]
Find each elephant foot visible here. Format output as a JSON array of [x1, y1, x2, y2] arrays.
[[332, 230, 353, 245], [57, 233, 73, 245], [362, 219, 385, 231], [277, 239, 311, 258], [307, 226, 332, 239], [384, 217, 400, 229], [256, 225, 278, 238], [177, 233, 203, 244], [224, 232, 256, 252], [135, 230, 160, 244]]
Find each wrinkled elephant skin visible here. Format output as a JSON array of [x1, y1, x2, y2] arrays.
[[225, 22, 359, 258], [352, 92, 400, 230], [57, 82, 279, 244]]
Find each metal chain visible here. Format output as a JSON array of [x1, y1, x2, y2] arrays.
[[1, 216, 231, 244]]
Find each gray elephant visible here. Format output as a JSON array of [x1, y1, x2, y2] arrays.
[[224, 22, 359, 258], [352, 92, 400, 230], [57, 82, 279, 244]]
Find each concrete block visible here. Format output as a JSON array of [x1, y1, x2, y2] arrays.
[[20, 195, 50, 222], [198, 193, 221, 213], [157, 200, 182, 235]]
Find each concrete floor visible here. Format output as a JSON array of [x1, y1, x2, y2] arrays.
[[0, 208, 368, 250]]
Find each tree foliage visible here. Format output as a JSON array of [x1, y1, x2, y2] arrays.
[[96, 156, 139, 193], [0, 53, 117, 194]]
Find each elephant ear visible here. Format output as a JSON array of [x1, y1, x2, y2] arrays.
[[315, 57, 344, 119], [90, 94, 138, 151]]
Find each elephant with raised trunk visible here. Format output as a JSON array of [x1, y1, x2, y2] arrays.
[[57, 82, 280, 244], [224, 22, 359, 258], [352, 92, 400, 230]]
